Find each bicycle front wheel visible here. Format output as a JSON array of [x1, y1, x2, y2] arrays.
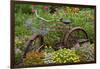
[[23, 34, 44, 58]]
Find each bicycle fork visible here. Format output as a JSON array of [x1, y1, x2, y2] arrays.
[[23, 34, 43, 58]]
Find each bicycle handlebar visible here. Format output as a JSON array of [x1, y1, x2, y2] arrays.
[[35, 10, 56, 22]]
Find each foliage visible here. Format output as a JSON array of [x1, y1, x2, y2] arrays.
[[23, 51, 44, 65], [15, 4, 32, 14], [52, 48, 80, 64], [15, 48, 22, 64], [75, 44, 95, 62], [43, 53, 54, 64], [44, 32, 63, 50], [43, 46, 54, 64], [15, 53, 22, 64], [43, 46, 54, 53], [43, 44, 95, 64], [15, 12, 33, 37], [15, 37, 24, 51], [65, 9, 95, 43]]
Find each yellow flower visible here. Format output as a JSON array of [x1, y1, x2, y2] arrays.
[[45, 46, 48, 48], [18, 41, 22, 44]]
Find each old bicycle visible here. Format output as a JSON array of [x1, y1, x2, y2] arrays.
[[23, 10, 89, 58]]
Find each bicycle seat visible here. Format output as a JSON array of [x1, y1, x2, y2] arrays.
[[60, 18, 71, 25], [62, 20, 71, 25]]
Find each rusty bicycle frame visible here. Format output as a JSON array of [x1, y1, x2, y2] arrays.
[[23, 10, 89, 58]]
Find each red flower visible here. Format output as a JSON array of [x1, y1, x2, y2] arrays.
[[44, 6, 49, 10], [32, 4, 37, 6]]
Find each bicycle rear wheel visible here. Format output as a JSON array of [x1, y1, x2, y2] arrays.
[[64, 27, 89, 49]]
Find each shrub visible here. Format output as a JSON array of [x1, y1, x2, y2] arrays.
[[15, 37, 24, 51], [23, 51, 44, 66], [75, 44, 95, 62], [67, 10, 95, 43], [15, 36, 29, 52], [44, 44, 95, 64], [15, 4, 32, 14], [15, 12, 33, 36], [15, 53, 22, 64], [52, 48, 80, 64]]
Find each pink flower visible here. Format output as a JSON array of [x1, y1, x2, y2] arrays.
[[44, 6, 49, 10], [32, 9, 36, 13]]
